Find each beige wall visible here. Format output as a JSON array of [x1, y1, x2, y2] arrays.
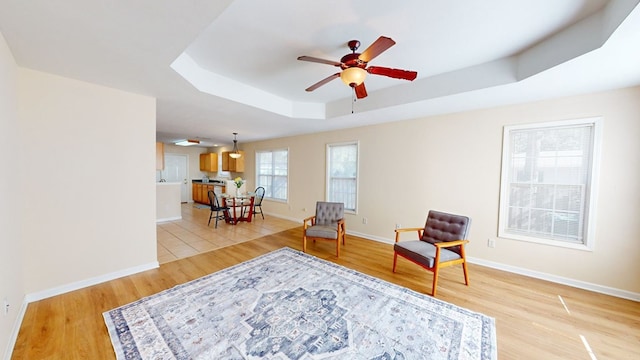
[[0, 32, 24, 359], [241, 86, 640, 295], [18, 68, 158, 294]]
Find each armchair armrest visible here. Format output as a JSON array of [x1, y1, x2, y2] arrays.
[[394, 227, 424, 233], [302, 215, 316, 229], [394, 227, 424, 243], [433, 239, 469, 248]]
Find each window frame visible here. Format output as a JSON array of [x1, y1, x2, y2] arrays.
[[498, 117, 602, 251], [326, 141, 359, 214], [255, 148, 289, 203]]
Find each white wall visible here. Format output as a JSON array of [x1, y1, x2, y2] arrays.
[[241, 86, 640, 296], [0, 32, 25, 360], [17, 68, 158, 295]]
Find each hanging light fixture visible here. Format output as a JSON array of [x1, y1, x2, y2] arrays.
[[230, 132, 242, 159]]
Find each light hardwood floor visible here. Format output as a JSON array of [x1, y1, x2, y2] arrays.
[[156, 203, 299, 264], [11, 205, 640, 359]]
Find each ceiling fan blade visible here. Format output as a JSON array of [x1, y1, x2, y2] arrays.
[[367, 66, 418, 81], [354, 82, 368, 99], [305, 73, 341, 92], [359, 36, 396, 63], [297, 56, 342, 67]]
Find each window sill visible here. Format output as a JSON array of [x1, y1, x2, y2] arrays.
[[498, 232, 593, 251]]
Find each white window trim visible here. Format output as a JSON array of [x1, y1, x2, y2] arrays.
[[326, 141, 359, 214], [498, 117, 602, 251], [255, 148, 289, 203]]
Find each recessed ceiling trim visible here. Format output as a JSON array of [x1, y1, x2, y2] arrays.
[[171, 53, 326, 119], [516, 0, 639, 80]]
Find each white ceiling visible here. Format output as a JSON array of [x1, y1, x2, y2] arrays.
[[1, 0, 639, 147]]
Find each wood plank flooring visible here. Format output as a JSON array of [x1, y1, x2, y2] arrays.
[[11, 206, 640, 359]]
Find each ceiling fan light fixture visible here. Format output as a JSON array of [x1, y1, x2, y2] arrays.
[[230, 132, 242, 158], [340, 67, 367, 87]]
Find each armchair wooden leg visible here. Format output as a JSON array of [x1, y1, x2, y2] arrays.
[[431, 267, 440, 297], [302, 236, 307, 253], [462, 262, 470, 286], [336, 238, 340, 258], [392, 252, 398, 272]]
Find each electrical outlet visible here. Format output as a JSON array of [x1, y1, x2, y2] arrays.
[[395, 223, 401, 229], [362, 217, 368, 224], [487, 238, 496, 248], [3, 298, 8, 315]]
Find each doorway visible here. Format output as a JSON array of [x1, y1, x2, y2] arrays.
[[161, 154, 189, 202]]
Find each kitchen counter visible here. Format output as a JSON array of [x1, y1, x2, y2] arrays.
[[192, 179, 226, 185]]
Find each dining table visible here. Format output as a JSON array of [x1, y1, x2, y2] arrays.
[[220, 192, 255, 225]]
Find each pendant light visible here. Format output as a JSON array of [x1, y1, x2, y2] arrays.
[[230, 132, 242, 159]]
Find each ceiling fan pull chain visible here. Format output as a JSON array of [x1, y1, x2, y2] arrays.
[[351, 88, 356, 114]]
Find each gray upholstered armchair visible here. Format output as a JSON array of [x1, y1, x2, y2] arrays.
[[393, 210, 471, 296], [303, 202, 346, 257]]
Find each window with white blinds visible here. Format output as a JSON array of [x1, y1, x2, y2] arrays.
[[255, 149, 288, 201], [498, 118, 602, 250], [326, 142, 358, 213]]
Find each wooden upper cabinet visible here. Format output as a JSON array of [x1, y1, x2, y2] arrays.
[[199, 153, 218, 172], [156, 142, 164, 170], [222, 151, 245, 172]]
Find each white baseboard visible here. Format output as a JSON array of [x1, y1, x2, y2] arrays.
[[467, 257, 640, 302], [5, 261, 158, 360], [263, 213, 300, 223], [156, 216, 182, 223], [346, 230, 392, 244], [24, 261, 159, 303], [3, 299, 28, 360], [346, 230, 640, 302]]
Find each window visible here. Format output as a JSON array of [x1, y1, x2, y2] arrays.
[[498, 118, 602, 250], [326, 141, 358, 212], [255, 149, 288, 201]]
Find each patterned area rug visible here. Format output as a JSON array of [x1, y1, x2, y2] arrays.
[[103, 248, 497, 359]]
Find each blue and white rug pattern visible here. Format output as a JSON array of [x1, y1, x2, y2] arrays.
[[104, 247, 497, 359]]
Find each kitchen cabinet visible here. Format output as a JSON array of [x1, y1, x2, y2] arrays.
[[222, 151, 245, 172], [199, 153, 218, 172], [192, 183, 211, 204], [156, 142, 164, 170], [192, 183, 225, 205]]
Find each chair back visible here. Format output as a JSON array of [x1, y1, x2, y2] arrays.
[[254, 187, 265, 206], [208, 190, 221, 210], [315, 202, 344, 225], [421, 210, 471, 255]]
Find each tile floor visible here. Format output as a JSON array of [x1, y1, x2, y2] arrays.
[[157, 203, 300, 264]]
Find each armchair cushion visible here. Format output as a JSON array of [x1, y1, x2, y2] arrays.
[[394, 241, 461, 268], [305, 225, 339, 239]]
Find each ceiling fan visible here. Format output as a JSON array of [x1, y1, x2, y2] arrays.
[[297, 36, 418, 99]]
